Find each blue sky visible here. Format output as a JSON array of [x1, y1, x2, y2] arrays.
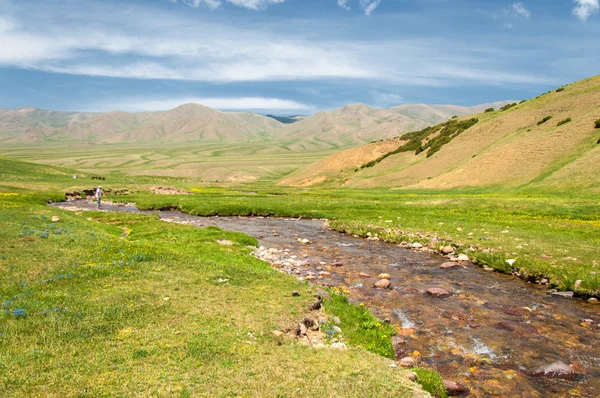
[[0, 0, 598, 114]]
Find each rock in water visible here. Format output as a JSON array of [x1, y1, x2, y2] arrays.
[[358, 272, 370, 278], [440, 262, 458, 269], [411, 242, 423, 249], [378, 273, 390, 279], [374, 279, 391, 289], [443, 379, 469, 395], [551, 291, 574, 299], [533, 361, 575, 379], [426, 287, 451, 297], [392, 336, 406, 358]]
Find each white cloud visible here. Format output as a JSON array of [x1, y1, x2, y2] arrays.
[[512, 3, 531, 18], [360, 0, 381, 16], [573, 0, 599, 21], [338, 0, 350, 11], [171, 0, 284, 10], [0, 1, 557, 88], [92, 97, 311, 112]]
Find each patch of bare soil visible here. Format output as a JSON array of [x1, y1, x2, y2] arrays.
[[149, 186, 191, 195]]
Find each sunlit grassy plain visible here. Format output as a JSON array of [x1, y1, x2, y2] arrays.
[[1, 138, 599, 396], [0, 157, 426, 397]]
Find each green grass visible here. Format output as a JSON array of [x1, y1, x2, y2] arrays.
[[0, 189, 422, 396], [413, 368, 447, 398], [120, 187, 600, 297], [323, 293, 396, 358]]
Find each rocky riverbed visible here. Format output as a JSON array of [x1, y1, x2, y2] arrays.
[[52, 200, 600, 397]]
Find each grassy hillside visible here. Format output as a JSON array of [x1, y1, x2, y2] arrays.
[[283, 75, 600, 191]]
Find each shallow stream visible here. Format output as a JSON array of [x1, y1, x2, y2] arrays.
[[52, 200, 600, 397]]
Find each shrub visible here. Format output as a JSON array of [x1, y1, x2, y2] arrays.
[[537, 116, 553, 126], [595, 119, 600, 129], [484, 108, 494, 113], [556, 87, 565, 92], [519, 100, 527, 104], [500, 103, 517, 111], [413, 368, 447, 398], [557, 118, 572, 127]]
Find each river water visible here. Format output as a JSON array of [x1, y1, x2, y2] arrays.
[[52, 200, 600, 397]]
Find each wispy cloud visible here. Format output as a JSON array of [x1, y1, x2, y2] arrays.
[[171, 0, 284, 10], [338, 0, 350, 11], [573, 0, 599, 21], [89, 97, 311, 112], [512, 3, 531, 18], [0, 1, 558, 89], [360, 0, 381, 16]]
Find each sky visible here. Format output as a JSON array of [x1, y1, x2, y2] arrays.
[[0, 0, 599, 114]]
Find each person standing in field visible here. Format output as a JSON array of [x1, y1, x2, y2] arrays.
[[95, 186, 103, 209]]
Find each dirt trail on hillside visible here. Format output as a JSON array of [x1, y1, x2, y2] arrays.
[[52, 200, 600, 397]]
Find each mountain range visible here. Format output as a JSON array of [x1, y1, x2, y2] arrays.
[[0, 101, 513, 149]]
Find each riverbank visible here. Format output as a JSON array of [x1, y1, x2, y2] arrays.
[[0, 193, 426, 397]]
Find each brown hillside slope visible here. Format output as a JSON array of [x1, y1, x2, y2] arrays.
[[279, 138, 406, 187], [282, 75, 600, 191]]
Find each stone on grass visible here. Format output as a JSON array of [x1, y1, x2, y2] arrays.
[[426, 287, 451, 298], [399, 357, 415, 368], [406, 372, 418, 382], [51, 216, 60, 222], [457, 254, 470, 262], [374, 279, 391, 289], [441, 246, 455, 254], [331, 342, 346, 350], [292, 291, 300, 297], [412, 242, 423, 249]]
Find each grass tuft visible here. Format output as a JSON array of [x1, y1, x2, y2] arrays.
[[413, 368, 447, 398]]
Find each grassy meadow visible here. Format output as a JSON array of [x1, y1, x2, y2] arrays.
[[1, 148, 599, 396], [0, 168, 425, 396], [123, 186, 600, 297]]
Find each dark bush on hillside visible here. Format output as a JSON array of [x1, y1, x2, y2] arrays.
[[595, 119, 600, 129], [556, 87, 565, 92], [484, 108, 494, 113], [500, 103, 517, 112], [361, 118, 479, 167], [557, 118, 572, 127], [451, 116, 458, 119], [519, 100, 527, 104], [423, 118, 479, 158], [537, 116, 553, 126]]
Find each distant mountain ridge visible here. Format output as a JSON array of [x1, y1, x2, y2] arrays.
[[0, 101, 514, 148]]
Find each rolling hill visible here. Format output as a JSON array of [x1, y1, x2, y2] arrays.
[[0, 101, 512, 149], [281, 75, 600, 191]]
